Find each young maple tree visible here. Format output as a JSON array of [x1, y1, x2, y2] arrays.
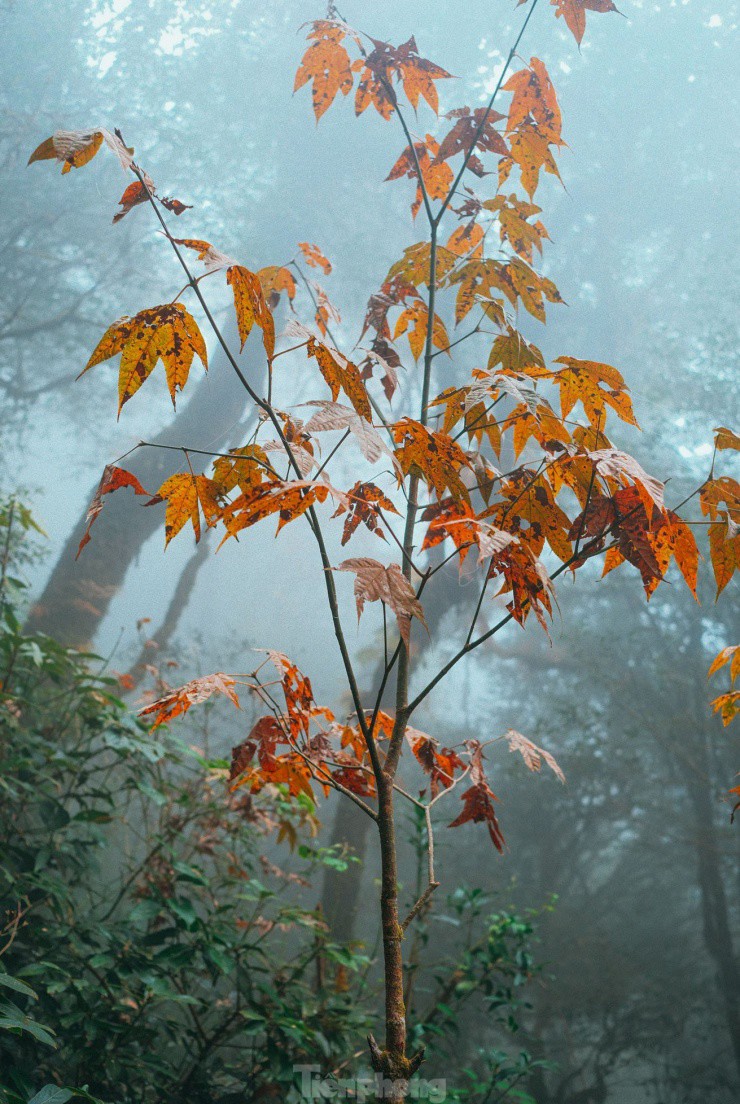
[[29, 0, 739, 1097]]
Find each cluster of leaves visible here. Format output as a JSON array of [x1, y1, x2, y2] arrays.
[[399, 881, 548, 1104], [709, 644, 740, 729], [136, 650, 565, 856]]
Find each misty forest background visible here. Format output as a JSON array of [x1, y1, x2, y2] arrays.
[[0, 1, 738, 1102]]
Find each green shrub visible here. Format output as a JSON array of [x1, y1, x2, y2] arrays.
[[0, 497, 546, 1103]]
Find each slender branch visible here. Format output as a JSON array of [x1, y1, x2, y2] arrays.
[[386, 206, 440, 778], [375, 505, 426, 576], [387, 93, 436, 227], [465, 570, 492, 648], [430, 321, 481, 359], [314, 428, 351, 479], [136, 439, 279, 479], [425, 542, 474, 579], [400, 805, 439, 933], [428, 761, 472, 807], [401, 881, 439, 934]]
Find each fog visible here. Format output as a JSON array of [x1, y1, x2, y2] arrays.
[[1, 0, 738, 1100]]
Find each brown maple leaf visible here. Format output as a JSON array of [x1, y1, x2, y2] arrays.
[[336, 557, 427, 648]]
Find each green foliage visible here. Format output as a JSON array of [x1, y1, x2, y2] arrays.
[[0, 496, 546, 1102]]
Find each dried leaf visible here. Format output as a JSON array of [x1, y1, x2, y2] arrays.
[[448, 745, 504, 852], [336, 557, 427, 648], [708, 646, 740, 684], [298, 241, 333, 275], [29, 127, 134, 173], [294, 20, 356, 122], [151, 472, 222, 547], [139, 673, 240, 729], [77, 465, 150, 558], [334, 481, 400, 545], [549, 0, 619, 47], [503, 729, 565, 782]]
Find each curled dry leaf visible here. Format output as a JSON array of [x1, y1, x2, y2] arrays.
[[405, 726, 465, 797], [29, 127, 134, 173], [258, 265, 298, 309], [587, 448, 665, 513], [159, 195, 192, 216], [711, 692, 740, 728], [448, 744, 505, 852], [77, 466, 149, 558], [304, 400, 395, 465], [503, 729, 565, 782], [336, 557, 427, 649], [262, 439, 316, 478], [358, 346, 400, 403], [714, 427, 740, 452], [113, 180, 150, 223], [708, 645, 740, 683]]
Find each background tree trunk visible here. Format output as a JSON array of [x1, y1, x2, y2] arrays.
[[25, 319, 264, 646]]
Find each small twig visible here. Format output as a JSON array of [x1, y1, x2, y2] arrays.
[[314, 427, 351, 479], [401, 881, 439, 934], [401, 806, 439, 933], [430, 321, 481, 359]]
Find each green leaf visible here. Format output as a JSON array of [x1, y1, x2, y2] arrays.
[[205, 945, 234, 975], [0, 1011, 57, 1046], [28, 1087, 74, 1104], [169, 898, 198, 930], [172, 861, 208, 885], [0, 972, 37, 999]]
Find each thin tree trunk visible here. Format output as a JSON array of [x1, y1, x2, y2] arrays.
[[373, 778, 409, 1100], [321, 565, 469, 940]]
